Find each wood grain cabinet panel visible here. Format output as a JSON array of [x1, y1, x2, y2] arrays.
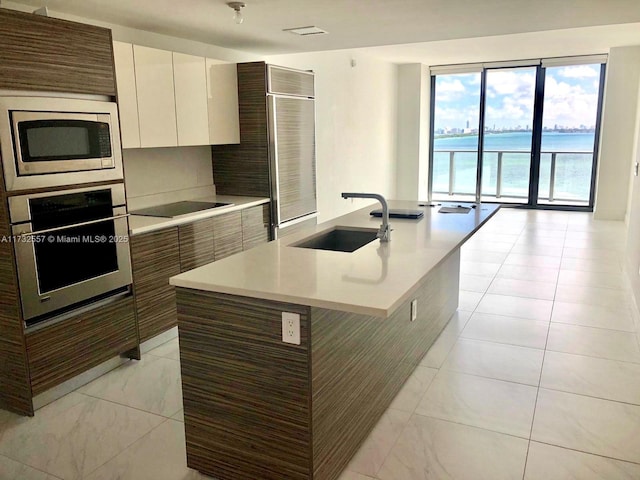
[[175, 251, 460, 480], [131, 228, 181, 342], [213, 211, 242, 261], [26, 295, 137, 395], [179, 218, 215, 272], [0, 8, 115, 95], [0, 195, 32, 415], [241, 204, 271, 250]]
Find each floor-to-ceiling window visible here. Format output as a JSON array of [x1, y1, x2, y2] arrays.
[[429, 57, 606, 210]]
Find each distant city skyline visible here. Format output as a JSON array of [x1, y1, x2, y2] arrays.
[[434, 64, 602, 133]]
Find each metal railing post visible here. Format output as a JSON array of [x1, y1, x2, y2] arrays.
[[448, 151, 455, 196], [496, 152, 503, 198], [549, 152, 557, 202]]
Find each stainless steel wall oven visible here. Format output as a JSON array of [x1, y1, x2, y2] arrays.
[[9, 184, 132, 326]]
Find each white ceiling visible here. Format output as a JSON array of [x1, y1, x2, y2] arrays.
[[10, 0, 640, 55]]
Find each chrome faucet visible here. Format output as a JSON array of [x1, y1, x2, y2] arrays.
[[341, 192, 391, 242]]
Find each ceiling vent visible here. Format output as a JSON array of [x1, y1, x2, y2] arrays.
[[283, 26, 328, 36]]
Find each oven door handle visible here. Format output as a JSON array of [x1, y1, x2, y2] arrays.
[[16, 214, 130, 237]]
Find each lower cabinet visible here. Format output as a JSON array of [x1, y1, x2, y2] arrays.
[[213, 211, 242, 261], [242, 203, 271, 250], [26, 294, 137, 395], [131, 203, 271, 343], [130, 227, 181, 342], [178, 218, 215, 272]]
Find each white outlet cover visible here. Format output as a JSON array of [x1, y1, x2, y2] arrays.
[[282, 312, 301, 345], [411, 299, 417, 321]]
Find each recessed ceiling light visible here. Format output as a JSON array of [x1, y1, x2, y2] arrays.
[[283, 26, 328, 36]]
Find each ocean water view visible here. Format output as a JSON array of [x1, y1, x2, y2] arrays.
[[432, 131, 596, 202]]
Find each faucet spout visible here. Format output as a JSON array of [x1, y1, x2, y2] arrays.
[[341, 192, 391, 242]]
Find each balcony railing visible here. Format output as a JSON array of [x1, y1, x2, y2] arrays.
[[432, 149, 594, 204]]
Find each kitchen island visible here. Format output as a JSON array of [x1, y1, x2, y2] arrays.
[[170, 200, 500, 480]]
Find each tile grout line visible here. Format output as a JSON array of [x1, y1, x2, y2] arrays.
[[520, 222, 564, 480], [0, 452, 65, 479], [531, 439, 640, 467], [82, 417, 173, 478]]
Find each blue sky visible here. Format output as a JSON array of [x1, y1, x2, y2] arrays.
[[434, 64, 602, 131]]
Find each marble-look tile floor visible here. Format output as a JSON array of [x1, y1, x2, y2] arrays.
[[2, 209, 640, 479]]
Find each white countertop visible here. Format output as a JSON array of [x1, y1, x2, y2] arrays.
[[169, 200, 500, 318], [128, 195, 270, 236]]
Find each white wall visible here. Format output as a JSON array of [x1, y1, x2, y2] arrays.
[[265, 51, 398, 223], [123, 146, 215, 208], [623, 77, 640, 313], [594, 46, 640, 220], [396, 64, 430, 201]]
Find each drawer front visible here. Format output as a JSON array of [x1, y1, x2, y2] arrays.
[[26, 295, 137, 395]]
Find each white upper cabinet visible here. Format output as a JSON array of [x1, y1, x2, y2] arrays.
[[173, 53, 210, 146], [112, 41, 140, 149], [112, 42, 239, 149], [207, 59, 240, 145], [133, 45, 178, 148]]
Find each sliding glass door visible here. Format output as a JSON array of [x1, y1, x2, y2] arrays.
[[537, 63, 604, 206], [431, 72, 482, 202], [429, 59, 605, 209], [481, 67, 537, 203]]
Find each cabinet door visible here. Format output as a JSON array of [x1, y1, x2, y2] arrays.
[[242, 204, 271, 250], [179, 218, 215, 272], [130, 228, 181, 342], [207, 59, 240, 145], [173, 53, 210, 146], [213, 211, 242, 260], [133, 45, 178, 148], [112, 41, 141, 149]]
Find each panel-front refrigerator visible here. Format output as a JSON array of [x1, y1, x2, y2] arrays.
[[266, 65, 317, 239]]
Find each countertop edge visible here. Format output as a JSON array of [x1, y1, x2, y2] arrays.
[[170, 204, 502, 318], [128, 196, 270, 236], [171, 281, 390, 318]]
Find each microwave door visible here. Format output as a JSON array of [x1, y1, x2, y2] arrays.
[[0, 96, 123, 191], [12, 112, 113, 176]]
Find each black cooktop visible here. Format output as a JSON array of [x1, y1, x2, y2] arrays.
[[130, 201, 232, 218]]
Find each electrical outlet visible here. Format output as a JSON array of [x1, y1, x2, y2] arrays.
[[411, 299, 417, 321], [282, 312, 301, 345]]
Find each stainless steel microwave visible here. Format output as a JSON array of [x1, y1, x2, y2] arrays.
[[0, 96, 124, 191]]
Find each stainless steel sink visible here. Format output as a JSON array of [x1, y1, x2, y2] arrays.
[[291, 227, 378, 252]]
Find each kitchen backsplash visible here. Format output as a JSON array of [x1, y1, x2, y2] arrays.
[[123, 146, 216, 209]]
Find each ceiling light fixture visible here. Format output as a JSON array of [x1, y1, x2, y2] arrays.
[[227, 2, 246, 24]]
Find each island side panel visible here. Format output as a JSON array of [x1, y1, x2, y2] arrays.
[[176, 288, 312, 480], [310, 250, 460, 480]]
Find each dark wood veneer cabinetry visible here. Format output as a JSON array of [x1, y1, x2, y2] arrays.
[[132, 204, 271, 343], [26, 296, 137, 395], [0, 8, 116, 95], [179, 218, 215, 272], [130, 227, 181, 343], [212, 62, 270, 196], [242, 203, 270, 250], [213, 211, 242, 260], [176, 252, 460, 480], [0, 194, 33, 415]]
